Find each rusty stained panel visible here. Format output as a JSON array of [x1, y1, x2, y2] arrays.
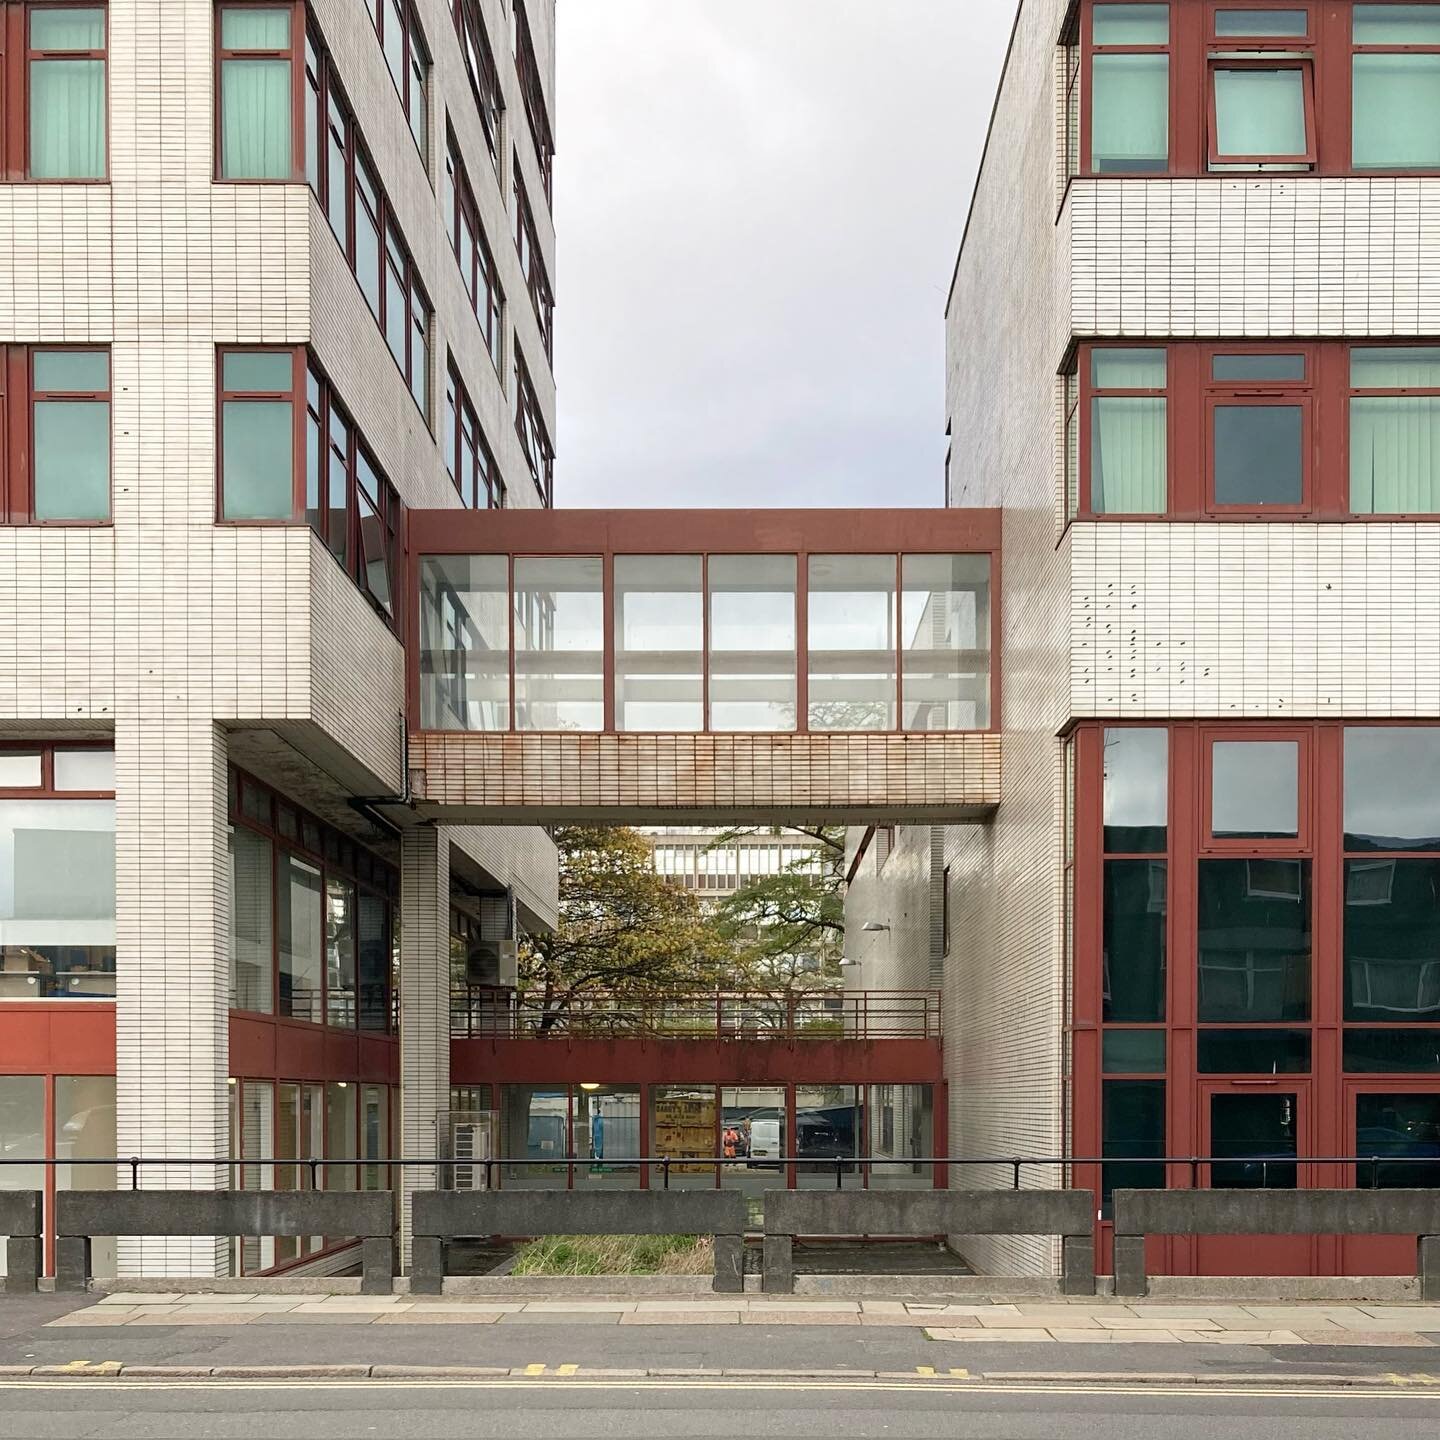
[[409, 730, 1002, 824]]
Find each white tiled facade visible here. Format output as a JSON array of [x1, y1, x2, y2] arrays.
[[0, 0, 558, 1275]]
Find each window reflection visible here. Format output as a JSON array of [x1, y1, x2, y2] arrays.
[[515, 558, 604, 732], [807, 556, 897, 732], [1345, 728, 1440, 851], [1103, 728, 1168, 852], [901, 555, 991, 729], [1103, 859, 1167, 1022], [1356, 1093, 1440, 1188], [708, 556, 797, 732], [615, 557, 702, 732], [1212, 740, 1299, 839], [1198, 859, 1311, 1021], [419, 555, 511, 731], [1345, 857, 1440, 1020]]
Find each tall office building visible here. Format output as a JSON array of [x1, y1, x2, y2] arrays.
[[0, 0, 559, 1278], [851, 0, 1440, 1279]]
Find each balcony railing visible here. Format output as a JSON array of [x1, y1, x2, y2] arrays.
[[449, 988, 943, 1041]]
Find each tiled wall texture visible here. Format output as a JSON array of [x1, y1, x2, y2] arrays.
[[410, 731, 1004, 823], [0, 0, 558, 1275], [1071, 522, 1440, 718], [940, 0, 1072, 1276], [843, 828, 938, 993], [1068, 177, 1440, 338]]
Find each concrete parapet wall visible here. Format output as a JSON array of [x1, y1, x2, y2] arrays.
[[0, 1190, 42, 1294]]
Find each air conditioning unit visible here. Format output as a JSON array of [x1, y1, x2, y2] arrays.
[[450, 1120, 493, 1191], [466, 939, 519, 988]]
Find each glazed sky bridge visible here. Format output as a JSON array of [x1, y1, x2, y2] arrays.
[[402, 508, 1003, 824]]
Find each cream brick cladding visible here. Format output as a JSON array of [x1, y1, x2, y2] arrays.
[[942, 0, 1071, 1276], [843, 827, 937, 993], [1068, 178, 1440, 337], [1071, 522, 1440, 718]]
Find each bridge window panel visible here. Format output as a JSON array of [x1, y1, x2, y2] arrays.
[[278, 853, 323, 1024], [419, 555, 511, 731], [650, 1086, 720, 1190], [807, 555, 897, 732], [572, 1085, 640, 1188], [1356, 1093, 1440, 1187], [795, 1086, 862, 1190], [1344, 858, 1440, 1021], [500, 1086, 571, 1188], [229, 825, 274, 1014], [514, 557, 604, 732], [1103, 727, 1168, 853], [1353, 7, 1440, 171], [707, 555, 798, 732], [721, 1087, 785, 1200], [1197, 859, 1312, 1023], [1349, 348, 1440, 514], [0, 797, 116, 1000], [900, 553, 991, 730], [614, 556, 703, 732]]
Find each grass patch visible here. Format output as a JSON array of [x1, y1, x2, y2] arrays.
[[510, 1233, 713, 1276]]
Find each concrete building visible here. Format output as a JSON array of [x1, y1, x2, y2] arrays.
[[848, 0, 1440, 1279], [0, 0, 559, 1279]]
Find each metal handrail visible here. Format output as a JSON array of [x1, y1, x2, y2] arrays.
[[3, 1152, 1436, 1191]]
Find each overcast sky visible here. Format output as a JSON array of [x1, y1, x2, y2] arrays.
[[553, 1, 1017, 510]]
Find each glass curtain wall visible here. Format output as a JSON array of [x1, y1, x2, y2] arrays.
[[499, 1085, 570, 1188], [0, 1077, 44, 1280], [807, 556, 896, 731], [649, 1085, 718, 1190], [795, 1085, 862, 1190], [614, 557, 703, 731], [419, 555, 511, 730], [278, 855, 323, 1023], [707, 555, 797, 731], [571, 1085, 640, 1189], [229, 826, 273, 1012], [514, 558, 603, 731], [900, 554, 990, 729], [866, 1084, 934, 1190]]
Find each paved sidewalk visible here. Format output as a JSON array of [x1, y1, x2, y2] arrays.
[[40, 1293, 1440, 1347]]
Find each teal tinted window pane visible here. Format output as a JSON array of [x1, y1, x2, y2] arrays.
[[220, 7, 291, 48], [1353, 55, 1440, 170], [1212, 353, 1305, 381], [1213, 406, 1303, 505], [1103, 1030, 1167, 1074], [1093, 3, 1169, 43], [1213, 68, 1308, 158], [1092, 348, 1166, 388], [1092, 55, 1169, 172], [1210, 1093, 1297, 1189], [1353, 346, 1440, 389], [1345, 728, 1440, 850], [222, 400, 294, 519], [1356, 1093, 1440, 1187], [1215, 8, 1308, 35], [1353, 4, 1440, 43], [1103, 859, 1167, 1022], [1344, 857, 1440, 1020], [1213, 740, 1298, 840], [224, 352, 292, 391], [33, 350, 107, 391], [29, 8, 104, 47], [1092, 398, 1166, 512], [221, 59, 292, 179], [29, 59, 105, 178], [1197, 1029, 1311, 1074], [1102, 1079, 1165, 1209], [32, 401, 109, 520], [1351, 396, 1440, 513], [1198, 859, 1311, 1022], [1103, 727, 1168, 852], [1344, 1029, 1440, 1072]]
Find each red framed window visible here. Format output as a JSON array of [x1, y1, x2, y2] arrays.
[[513, 0, 554, 202], [452, 0, 503, 168], [301, 18, 431, 417], [366, 0, 429, 157], [445, 131, 505, 375], [1207, 4, 1317, 171], [1201, 726, 1311, 851], [514, 156, 554, 362], [217, 347, 401, 629], [215, 3, 303, 181], [1204, 346, 1313, 514], [0, 2, 109, 181], [1085, 1, 1172, 174], [444, 362, 504, 510], [1083, 346, 1168, 515], [1352, 4, 1440, 171], [514, 351, 554, 507]]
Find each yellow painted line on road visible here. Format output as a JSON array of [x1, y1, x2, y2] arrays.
[[1384, 1372, 1440, 1386], [557, 1364, 579, 1376], [915, 1365, 935, 1376], [522, 1363, 546, 1376]]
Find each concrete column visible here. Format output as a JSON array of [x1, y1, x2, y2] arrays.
[[113, 719, 229, 1278], [400, 827, 452, 1267]]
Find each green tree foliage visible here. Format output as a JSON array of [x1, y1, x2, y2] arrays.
[[710, 825, 846, 989], [519, 825, 736, 1027]]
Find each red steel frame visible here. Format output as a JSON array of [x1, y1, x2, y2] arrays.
[[1071, 719, 1440, 1277], [404, 507, 1003, 737], [1077, 0, 1440, 180]]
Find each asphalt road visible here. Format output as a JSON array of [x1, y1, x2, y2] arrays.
[[2, 1378, 1440, 1440]]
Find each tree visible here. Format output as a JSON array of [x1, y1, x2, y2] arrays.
[[519, 825, 737, 1029], [710, 825, 847, 990]]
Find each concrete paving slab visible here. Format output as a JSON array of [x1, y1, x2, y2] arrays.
[[742, 1312, 859, 1325], [520, 1301, 636, 1313], [1173, 1330, 1306, 1345], [249, 1312, 374, 1325], [747, 1302, 860, 1312], [858, 1314, 928, 1326], [1292, 1329, 1434, 1347], [127, 1311, 261, 1326], [1357, 1307, 1440, 1328], [369, 1365, 509, 1377], [912, 1304, 1021, 1316], [291, 1300, 411, 1313], [495, 1312, 621, 1324], [372, 1311, 504, 1324], [96, 1293, 183, 1306], [43, 1311, 139, 1328], [924, 1327, 1053, 1343], [617, 1312, 741, 1325], [981, 1313, 1097, 1328], [170, 1293, 262, 1304], [1099, 1315, 1217, 1331]]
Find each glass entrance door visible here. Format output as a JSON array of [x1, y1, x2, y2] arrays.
[[1196, 1080, 1313, 1275]]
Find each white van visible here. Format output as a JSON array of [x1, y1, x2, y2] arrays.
[[748, 1117, 782, 1168]]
